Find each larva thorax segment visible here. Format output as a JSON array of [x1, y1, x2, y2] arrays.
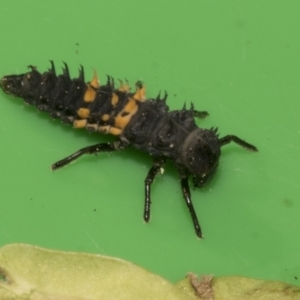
[[178, 127, 221, 188]]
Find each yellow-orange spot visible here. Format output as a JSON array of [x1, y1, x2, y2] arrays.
[[114, 114, 131, 130], [124, 97, 138, 113], [109, 127, 122, 135], [74, 119, 87, 128], [84, 84, 97, 102], [114, 97, 138, 130], [133, 84, 146, 102], [77, 108, 90, 119], [90, 69, 100, 88], [101, 114, 110, 122], [111, 93, 119, 106]]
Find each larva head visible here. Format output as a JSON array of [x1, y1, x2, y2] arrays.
[[180, 128, 221, 188], [0, 66, 42, 99]]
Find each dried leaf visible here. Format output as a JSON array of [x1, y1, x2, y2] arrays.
[[0, 244, 193, 300], [1, 244, 300, 300]]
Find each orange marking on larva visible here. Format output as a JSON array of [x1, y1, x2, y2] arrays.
[[111, 93, 119, 106], [109, 127, 122, 135], [125, 97, 138, 113], [101, 114, 110, 122], [77, 108, 90, 118], [133, 84, 146, 102], [114, 98, 138, 130], [114, 114, 131, 130], [83, 84, 97, 102], [90, 69, 100, 88], [74, 119, 87, 128]]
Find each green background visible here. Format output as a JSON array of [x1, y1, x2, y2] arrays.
[[0, 0, 299, 287]]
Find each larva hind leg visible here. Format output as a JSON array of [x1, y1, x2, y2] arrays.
[[51, 140, 125, 170]]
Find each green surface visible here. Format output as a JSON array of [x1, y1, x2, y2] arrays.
[[0, 0, 299, 287]]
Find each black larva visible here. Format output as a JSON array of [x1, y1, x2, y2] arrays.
[[0, 62, 258, 238]]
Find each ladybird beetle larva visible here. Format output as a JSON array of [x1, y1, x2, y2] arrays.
[[0, 62, 258, 238]]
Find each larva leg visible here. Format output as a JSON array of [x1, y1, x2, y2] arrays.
[[179, 171, 203, 238], [219, 135, 258, 151], [51, 140, 125, 170], [144, 157, 166, 222]]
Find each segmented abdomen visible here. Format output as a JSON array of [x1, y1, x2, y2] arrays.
[[1, 61, 166, 138]]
